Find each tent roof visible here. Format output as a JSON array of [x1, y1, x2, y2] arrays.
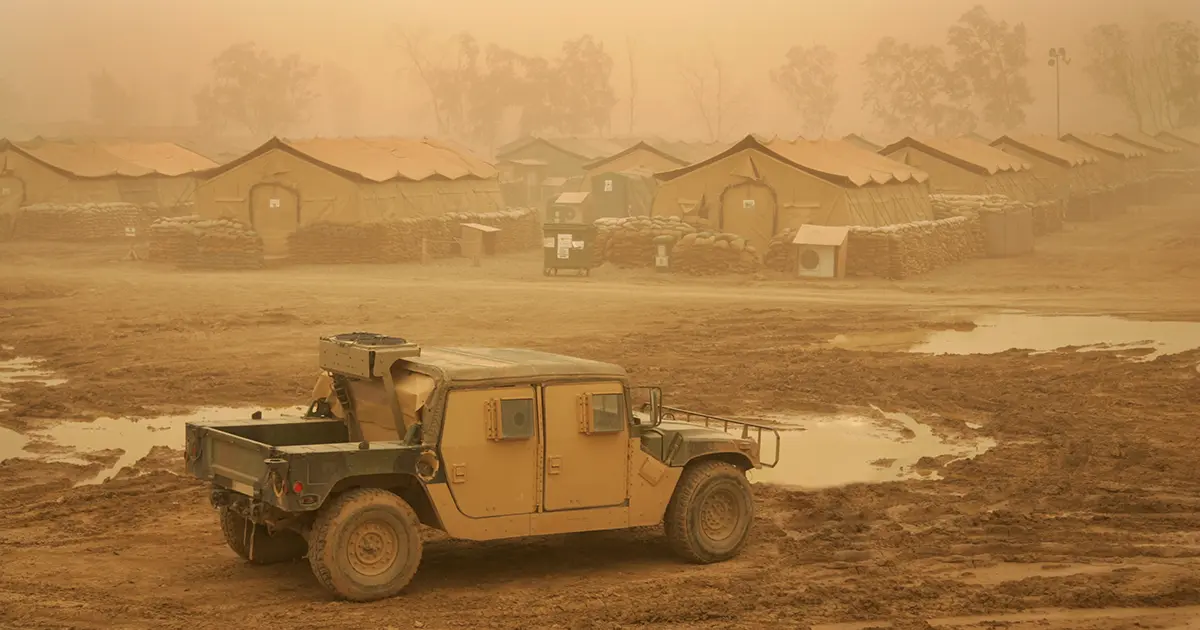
[[3, 138, 217, 178], [1157, 128, 1200, 148], [881, 136, 1030, 175], [205, 137, 497, 182], [582, 139, 730, 171], [496, 136, 640, 161], [841, 133, 884, 152], [656, 135, 928, 188], [1061, 133, 1147, 159], [1111, 131, 1183, 154], [991, 135, 1100, 168]]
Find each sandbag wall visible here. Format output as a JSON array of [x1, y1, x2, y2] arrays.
[[848, 216, 983, 279], [672, 231, 763, 275], [9, 203, 156, 241], [593, 216, 685, 268], [766, 216, 983, 280], [149, 216, 264, 270], [287, 209, 540, 265]]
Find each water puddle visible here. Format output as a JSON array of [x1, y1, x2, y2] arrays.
[[910, 314, 1200, 360], [0, 406, 304, 485], [748, 410, 995, 489], [0, 357, 67, 387]]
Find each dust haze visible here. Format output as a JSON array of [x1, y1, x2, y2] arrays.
[[1, 0, 1196, 147]]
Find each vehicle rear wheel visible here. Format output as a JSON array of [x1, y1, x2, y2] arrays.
[[664, 460, 754, 563], [219, 506, 307, 565], [308, 488, 423, 601]]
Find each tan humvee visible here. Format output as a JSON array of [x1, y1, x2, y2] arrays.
[[186, 333, 779, 601]]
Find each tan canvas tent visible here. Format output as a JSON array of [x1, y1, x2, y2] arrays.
[[195, 137, 503, 255], [1157, 128, 1200, 167], [0, 138, 217, 208], [495, 136, 641, 208], [880, 136, 1041, 201], [991, 135, 1104, 200], [581, 139, 729, 191], [652, 135, 933, 250], [1111, 131, 1188, 171], [841, 134, 884, 152], [1061, 133, 1150, 185]]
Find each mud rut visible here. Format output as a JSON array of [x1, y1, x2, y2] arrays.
[[1, 201, 1200, 629]]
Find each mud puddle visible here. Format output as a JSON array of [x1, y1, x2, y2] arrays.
[[747, 410, 994, 489], [1, 406, 303, 485], [910, 314, 1200, 360], [0, 357, 67, 387]]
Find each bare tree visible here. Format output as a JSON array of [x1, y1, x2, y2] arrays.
[[771, 44, 839, 138], [678, 48, 739, 142], [626, 36, 638, 136], [1085, 20, 1200, 131]]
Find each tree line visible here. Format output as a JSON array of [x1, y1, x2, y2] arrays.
[[5, 5, 1195, 144]]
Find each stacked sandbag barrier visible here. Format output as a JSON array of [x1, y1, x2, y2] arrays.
[[671, 231, 762, 276], [148, 216, 264, 270], [11, 202, 147, 241], [287, 208, 540, 265], [766, 216, 984, 280], [593, 216, 695, 268]]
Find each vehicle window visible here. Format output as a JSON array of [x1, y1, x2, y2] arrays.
[[591, 393, 625, 434], [498, 398, 535, 440]]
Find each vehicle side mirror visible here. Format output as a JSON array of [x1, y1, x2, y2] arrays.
[[648, 387, 663, 427]]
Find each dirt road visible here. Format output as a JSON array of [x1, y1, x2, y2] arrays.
[[1, 200, 1199, 629]]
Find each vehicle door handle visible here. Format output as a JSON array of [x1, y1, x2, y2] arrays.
[[548, 456, 562, 475]]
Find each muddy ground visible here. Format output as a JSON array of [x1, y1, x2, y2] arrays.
[[1, 200, 1200, 629]]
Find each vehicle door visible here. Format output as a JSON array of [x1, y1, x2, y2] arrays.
[[542, 381, 629, 511], [439, 385, 539, 518]]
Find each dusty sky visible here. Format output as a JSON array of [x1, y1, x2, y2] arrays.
[[0, 0, 1196, 146]]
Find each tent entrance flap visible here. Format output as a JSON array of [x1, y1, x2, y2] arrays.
[[720, 182, 777, 250], [249, 184, 300, 258], [0, 176, 25, 214]]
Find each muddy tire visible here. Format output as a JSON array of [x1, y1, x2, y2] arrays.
[[664, 460, 754, 564], [219, 506, 307, 565], [308, 488, 423, 602]]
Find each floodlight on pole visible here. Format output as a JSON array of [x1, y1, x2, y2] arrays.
[[1048, 48, 1071, 138]]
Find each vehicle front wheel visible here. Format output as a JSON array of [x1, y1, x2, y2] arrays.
[[219, 506, 307, 565], [664, 460, 754, 563], [308, 488, 423, 601]]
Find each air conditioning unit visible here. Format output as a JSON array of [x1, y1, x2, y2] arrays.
[[796, 245, 836, 278]]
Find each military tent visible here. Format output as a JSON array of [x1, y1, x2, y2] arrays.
[[195, 137, 503, 256], [651, 135, 933, 250], [494, 136, 641, 208], [990, 135, 1104, 201], [1060, 133, 1150, 185], [1157, 128, 1200, 167], [880, 137, 1042, 201], [582, 140, 728, 186], [841, 134, 884, 152], [1111, 131, 1187, 171], [0, 138, 217, 210]]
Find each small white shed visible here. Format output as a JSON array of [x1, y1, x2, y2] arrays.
[[792, 224, 850, 278]]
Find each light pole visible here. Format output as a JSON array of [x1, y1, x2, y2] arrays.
[[1048, 48, 1071, 138]]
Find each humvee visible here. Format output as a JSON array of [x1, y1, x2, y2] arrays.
[[185, 333, 780, 601]]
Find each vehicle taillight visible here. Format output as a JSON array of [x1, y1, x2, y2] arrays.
[[292, 481, 304, 494]]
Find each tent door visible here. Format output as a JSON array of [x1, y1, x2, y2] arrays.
[[249, 184, 300, 258], [0, 176, 25, 240], [720, 183, 777, 251], [0, 176, 24, 214]]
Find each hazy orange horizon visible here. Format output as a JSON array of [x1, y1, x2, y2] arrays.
[[1, 0, 1196, 149]]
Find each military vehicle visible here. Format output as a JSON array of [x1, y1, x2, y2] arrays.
[[185, 333, 780, 601]]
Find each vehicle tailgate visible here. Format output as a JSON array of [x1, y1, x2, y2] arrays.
[[187, 424, 274, 496]]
